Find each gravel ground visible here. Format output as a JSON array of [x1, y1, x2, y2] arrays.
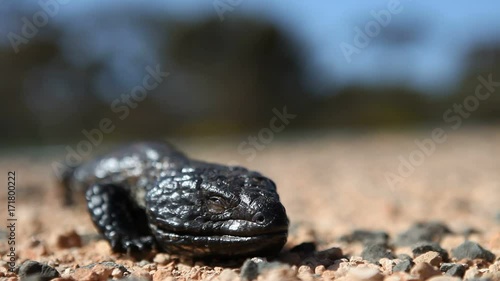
[[0, 129, 499, 280]]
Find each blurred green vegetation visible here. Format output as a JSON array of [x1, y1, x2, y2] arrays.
[[1, 11, 499, 145]]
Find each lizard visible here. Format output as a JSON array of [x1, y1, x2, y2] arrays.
[[60, 141, 289, 260]]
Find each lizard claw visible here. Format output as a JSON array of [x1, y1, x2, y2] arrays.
[[111, 236, 156, 259]]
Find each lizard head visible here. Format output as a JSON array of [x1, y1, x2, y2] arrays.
[[146, 164, 289, 259]]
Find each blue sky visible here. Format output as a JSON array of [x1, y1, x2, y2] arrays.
[[3, 1, 500, 95]]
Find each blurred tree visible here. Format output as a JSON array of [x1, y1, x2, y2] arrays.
[[445, 41, 500, 123], [0, 39, 59, 142], [165, 17, 311, 134], [307, 86, 431, 129]]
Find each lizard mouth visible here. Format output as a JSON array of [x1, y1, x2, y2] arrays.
[[151, 225, 288, 258]]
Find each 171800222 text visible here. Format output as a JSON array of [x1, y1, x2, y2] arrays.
[[7, 171, 17, 272]]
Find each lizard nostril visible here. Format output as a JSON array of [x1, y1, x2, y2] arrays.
[[253, 212, 266, 224]]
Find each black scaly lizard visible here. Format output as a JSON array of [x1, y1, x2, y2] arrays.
[[60, 141, 289, 259]]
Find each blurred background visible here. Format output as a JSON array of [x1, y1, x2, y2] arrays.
[[1, 0, 500, 146]]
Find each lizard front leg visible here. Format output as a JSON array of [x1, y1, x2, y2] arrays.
[[85, 183, 156, 259]]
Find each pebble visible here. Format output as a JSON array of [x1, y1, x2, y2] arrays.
[[413, 251, 442, 267], [239, 257, 288, 281], [297, 265, 314, 281], [219, 269, 240, 281], [240, 258, 261, 281], [361, 243, 396, 264], [111, 268, 124, 279], [397, 254, 413, 261], [298, 265, 313, 274], [427, 276, 461, 281], [412, 242, 449, 261], [347, 267, 384, 281], [75, 264, 122, 281], [392, 259, 413, 273], [290, 242, 316, 257], [314, 265, 325, 275], [410, 262, 441, 280], [153, 254, 171, 265], [54, 230, 82, 249], [315, 247, 343, 262], [131, 268, 152, 281], [339, 230, 390, 246], [152, 268, 172, 281], [444, 264, 466, 278], [463, 265, 481, 280], [396, 222, 452, 246], [451, 241, 496, 262], [378, 258, 394, 273], [17, 260, 60, 281], [82, 261, 129, 274], [72, 267, 99, 281], [278, 251, 301, 265], [440, 263, 456, 272]]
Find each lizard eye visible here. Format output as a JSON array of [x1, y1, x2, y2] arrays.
[[207, 196, 226, 214]]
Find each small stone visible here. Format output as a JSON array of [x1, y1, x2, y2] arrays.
[[153, 254, 171, 265], [414, 251, 442, 267], [298, 265, 312, 274], [439, 263, 455, 272], [396, 222, 452, 246], [131, 268, 151, 281], [397, 254, 413, 261], [240, 258, 286, 281], [463, 265, 481, 280], [315, 247, 343, 262], [322, 269, 336, 280], [451, 241, 496, 262], [378, 258, 394, 274], [297, 265, 314, 281], [152, 268, 172, 281], [259, 263, 296, 281], [347, 267, 384, 281], [361, 244, 396, 264], [290, 242, 316, 257], [18, 260, 60, 281], [92, 264, 115, 280], [111, 268, 124, 279], [72, 267, 99, 281], [278, 252, 301, 265], [219, 269, 239, 281], [445, 264, 466, 278], [412, 242, 449, 261], [427, 276, 461, 281], [339, 230, 390, 246], [141, 263, 156, 271], [82, 261, 129, 278], [240, 258, 261, 281], [55, 230, 82, 249], [189, 266, 202, 279], [315, 265, 325, 275], [410, 262, 441, 280], [393, 260, 413, 273]]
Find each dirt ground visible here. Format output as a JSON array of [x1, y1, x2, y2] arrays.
[[1, 128, 499, 280]]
